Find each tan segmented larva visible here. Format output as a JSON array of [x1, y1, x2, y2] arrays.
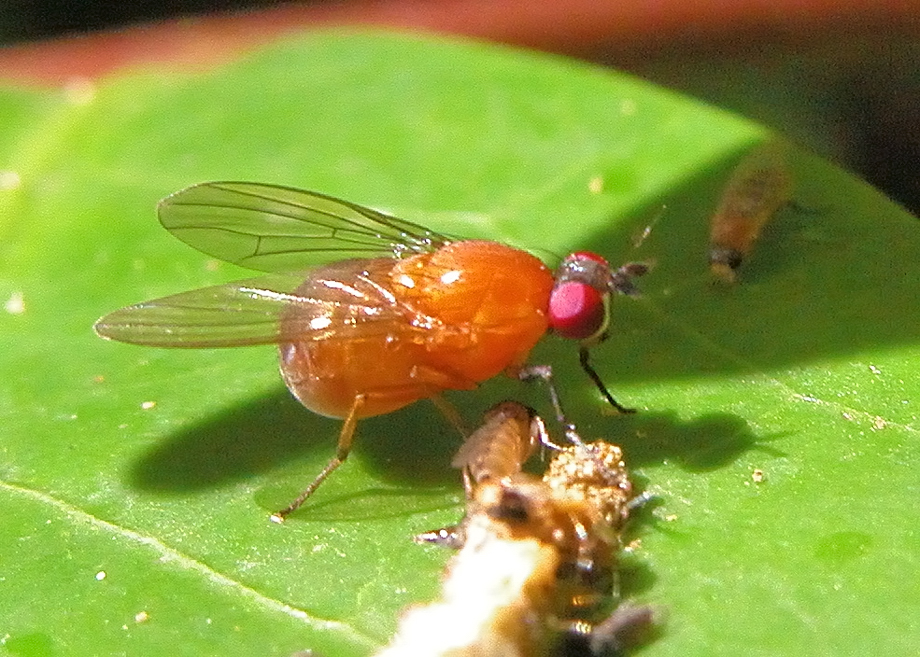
[[709, 144, 793, 283], [450, 400, 548, 493], [381, 408, 652, 656]]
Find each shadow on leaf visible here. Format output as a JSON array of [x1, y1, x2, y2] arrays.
[[595, 410, 785, 472], [127, 387, 461, 495]]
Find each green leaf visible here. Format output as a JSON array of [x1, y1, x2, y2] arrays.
[[1, 29, 918, 656]]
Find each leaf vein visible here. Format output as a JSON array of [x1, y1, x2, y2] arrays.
[[0, 478, 379, 648]]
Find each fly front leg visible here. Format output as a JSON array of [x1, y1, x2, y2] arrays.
[[514, 352, 635, 446], [513, 363, 585, 446], [270, 393, 366, 522]]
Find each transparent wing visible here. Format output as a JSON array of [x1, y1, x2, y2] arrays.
[[158, 181, 455, 273], [93, 260, 427, 348]]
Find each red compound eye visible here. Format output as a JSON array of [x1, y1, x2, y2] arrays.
[[548, 280, 607, 340]]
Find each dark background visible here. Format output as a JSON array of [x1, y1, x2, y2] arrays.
[[2, 0, 918, 215], [0, 0, 281, 43]]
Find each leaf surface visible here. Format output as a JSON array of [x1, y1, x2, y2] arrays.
[[1, 30, 918, 656]]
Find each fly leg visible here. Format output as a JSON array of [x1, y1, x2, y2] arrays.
[[578, 346, 635, 415], [429, 393, 468, 439], [516, 349, 635, 437], [514, 363, 586, 446], [270, 393, 366, 522]]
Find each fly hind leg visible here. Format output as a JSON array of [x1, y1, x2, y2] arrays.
[[272, 369, 473, 522], [270, 394, 366, 523]]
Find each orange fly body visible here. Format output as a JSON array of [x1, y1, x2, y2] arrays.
[[709, 145, 793, 283], [94, 182, 645, 518]]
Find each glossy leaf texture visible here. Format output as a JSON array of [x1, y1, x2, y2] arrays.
[[1, 30, 918, 657]]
